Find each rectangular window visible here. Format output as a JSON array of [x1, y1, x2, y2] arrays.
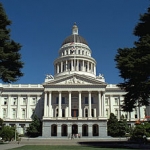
[[12, 109, 16, 119], [85, 109, 88, 117], [3, 109, 7, 118], [78, 50, 80, 54], [85, 97, 88, 104], [32, 98, 36, 105], [4, 98, 7, 105], [13, 98, 17, 105], [22, 109, 26, 119], [56, 108, 58, 117], [91, 109, 94, 117], [62, 109, 65, 117], [115, 98, 118, 105], [115, 109, 118, 117]]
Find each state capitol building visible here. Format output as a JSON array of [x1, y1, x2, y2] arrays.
[[0, 24, 146, 138]]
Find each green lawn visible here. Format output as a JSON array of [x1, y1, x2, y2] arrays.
[[11, 145, 134, 150]]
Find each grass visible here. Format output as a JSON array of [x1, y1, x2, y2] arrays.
[[11, 145, 134, 150]]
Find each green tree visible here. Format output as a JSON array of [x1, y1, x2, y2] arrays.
[[0, 126, 15, 141], [115, 6, 150, 112], [0, 118, 3, 132], [107, 113, 119, 137], [0, 118, 3, 127], [118, 115, 129, 137], [0, 3, 24, 83], [26, 115, 42, 137]]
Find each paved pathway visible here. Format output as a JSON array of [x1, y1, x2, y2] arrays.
[[0, 143, 24, 150]]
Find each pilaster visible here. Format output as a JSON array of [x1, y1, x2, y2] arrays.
[[78, 91, 82, 119], [44, 92, 48, 117], [98, 91, 101, 118], [88, 91, 92, 118], [58, 91, 62, 118], [57, 124, 61, 138], [48, 92, 52, 118], [68, 91, 72, 118]]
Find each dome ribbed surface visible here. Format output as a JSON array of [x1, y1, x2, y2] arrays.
[[61, 34, 88, 46]]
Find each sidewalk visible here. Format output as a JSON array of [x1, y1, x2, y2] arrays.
[[0, 143, 24, 150]]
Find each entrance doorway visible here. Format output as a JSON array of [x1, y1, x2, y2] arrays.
[[72, 124, 78, 134], [61, 124, 67, 136], [72, 109, 78, 117], [82, 124, 88, 136]]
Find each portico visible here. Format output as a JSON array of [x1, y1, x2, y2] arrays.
[[43, 90, 106, 119]]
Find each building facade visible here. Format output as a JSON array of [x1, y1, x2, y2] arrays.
[[0, 24, 146, 138]]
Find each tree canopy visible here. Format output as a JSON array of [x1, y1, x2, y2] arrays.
[[107, 113, 128, 137], [0, 3, 24, 83], [0, 126, 15, 141], [26, 115, 42, 137], [115, 5, 150, 112]]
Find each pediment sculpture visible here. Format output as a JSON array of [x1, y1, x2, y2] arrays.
[[65, 76, 84, 84]]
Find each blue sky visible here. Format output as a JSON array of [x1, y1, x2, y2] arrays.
[[1, 0, 150, 84]]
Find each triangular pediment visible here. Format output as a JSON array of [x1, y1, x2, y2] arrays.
[[43, 74, 106, 86]]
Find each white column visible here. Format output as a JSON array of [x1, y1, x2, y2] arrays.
[[58, 92, 62, 117], [66, 60, 68, 71], [68, 124, 72, 138], [71, 60, 73, 71], [88, 124, 92, 137], [48, 92, 52, 117], [44, 92, 47, 117], [88, 92, 92, 118], [7, 95, 11, 118], [61, 61, 63, 72], [94, 64, 96, 75], [68, 92, 71, 118], [101, 92, 105, 117], [77, 59, 79, 71], [78, 91, 82, 118], [57, 124, 61, 138], [98, 91, 101, 117], [17, 95, 21, 119], [57, 64, 59, 73], [78, 124, 82, 137]]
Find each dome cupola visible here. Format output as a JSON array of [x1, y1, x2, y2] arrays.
[[61, 23, 88, 46], [54, 23, 97, 79]]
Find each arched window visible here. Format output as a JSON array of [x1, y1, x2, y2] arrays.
[[56, 108, 58, 117], [85, 109, 88, 117]]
